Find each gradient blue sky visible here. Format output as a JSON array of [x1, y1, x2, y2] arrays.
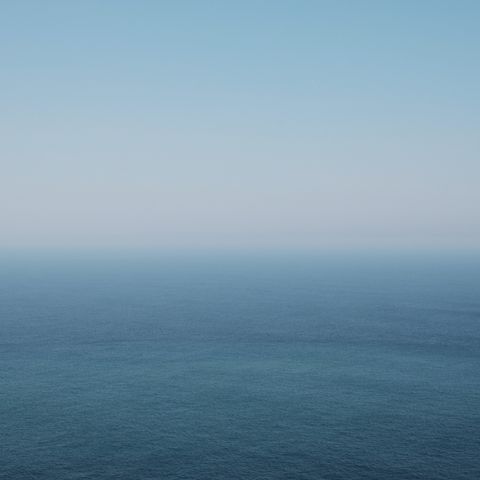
[[1, 1, 479, 249]]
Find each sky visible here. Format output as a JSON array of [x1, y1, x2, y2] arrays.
[[1, 0, 479, 250]]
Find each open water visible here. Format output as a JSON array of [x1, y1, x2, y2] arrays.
[[1, 252, 479, 479]]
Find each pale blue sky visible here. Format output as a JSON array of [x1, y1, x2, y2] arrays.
[[1, 1, 479, 249]]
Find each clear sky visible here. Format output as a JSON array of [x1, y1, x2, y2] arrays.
[[1, 1, 479, 250]]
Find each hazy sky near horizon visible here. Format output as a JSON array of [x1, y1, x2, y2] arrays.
[[1, 1, 479, 249]]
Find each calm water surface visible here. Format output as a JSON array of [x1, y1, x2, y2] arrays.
[[1, 253, 479, 479]]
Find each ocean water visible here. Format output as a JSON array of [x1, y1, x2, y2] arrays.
[[1, 252, 479, 480]]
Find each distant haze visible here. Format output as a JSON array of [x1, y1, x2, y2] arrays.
[[1, 1, 479, 250]]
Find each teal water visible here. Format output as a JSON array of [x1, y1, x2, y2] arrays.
[[1, 253, 480, 479]]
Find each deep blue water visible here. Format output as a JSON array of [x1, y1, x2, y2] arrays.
[[1, 252, 480, 479]]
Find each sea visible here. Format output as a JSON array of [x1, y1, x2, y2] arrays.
[[1, 251, 479, 479]]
